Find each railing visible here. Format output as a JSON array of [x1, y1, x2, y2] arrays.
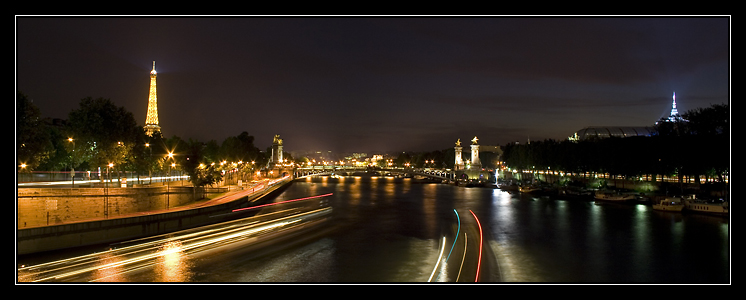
[[17, 170, 187, 184], [17, 172, 189, 187]]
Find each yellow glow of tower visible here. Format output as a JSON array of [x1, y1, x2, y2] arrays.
[[144, 61, 161, 136]]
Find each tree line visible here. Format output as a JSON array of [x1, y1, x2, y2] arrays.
[[17, 92, 274, 188], [501, 103, 729, 186]]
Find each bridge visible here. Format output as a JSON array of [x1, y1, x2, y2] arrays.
[[294, 166, 454, 182]]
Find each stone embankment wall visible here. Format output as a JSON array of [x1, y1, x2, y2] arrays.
[[17, 179, 292, 255], [17, 183, 226, 228]]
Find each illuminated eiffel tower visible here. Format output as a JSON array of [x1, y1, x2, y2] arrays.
[[143, 61, 161, 136], [666, 91, 687, 122]]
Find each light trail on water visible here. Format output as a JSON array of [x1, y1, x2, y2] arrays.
[[469, 210, 483, 282], [18, 196, 333, 282], [428, 236, 446, 282], [232, 193, 333, 213]]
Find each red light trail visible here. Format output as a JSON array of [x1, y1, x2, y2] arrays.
[[469, 210, 483, 282]]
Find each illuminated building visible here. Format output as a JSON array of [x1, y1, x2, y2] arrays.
[[144, 61, 161, 136], [568, 92, 687, 141]]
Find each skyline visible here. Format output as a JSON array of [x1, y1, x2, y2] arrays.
[[16, 16, 731, 153]]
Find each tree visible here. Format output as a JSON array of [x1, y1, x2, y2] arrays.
[[179, 138, 223, 188], [66, 97, 144, 172], [17, 92, 53, 171], [219, 131, 262, 164], [653, 103, 729, 185]]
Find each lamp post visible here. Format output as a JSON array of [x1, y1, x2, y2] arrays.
[[146, 143, 152, 184], [168, 162, 175, 209], [106, 163, 113, 219], [167, 152, 174, 182], [68, 138, 75, 188]]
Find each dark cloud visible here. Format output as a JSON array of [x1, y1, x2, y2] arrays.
[[16, 16, 730, 153]]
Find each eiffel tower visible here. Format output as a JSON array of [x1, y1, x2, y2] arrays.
[[144, 61, 161, 136]]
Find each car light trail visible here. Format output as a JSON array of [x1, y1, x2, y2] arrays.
[[469, 210, 483, 282], [232, 193, 333, 213], [456, 232, 467, 282], [446, 209, 460, 262], [436, 209, 461, 282], [19, 205, 332, 282], [428, 236, 446, 282]]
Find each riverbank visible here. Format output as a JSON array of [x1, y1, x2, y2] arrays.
[[17, 177, 293, 255]]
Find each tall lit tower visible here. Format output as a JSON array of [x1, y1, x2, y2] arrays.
[[454, 139, 464, 171], [144, 61, 161, 136], [667, 91, 680, 122], [470, 136, 482, 170]]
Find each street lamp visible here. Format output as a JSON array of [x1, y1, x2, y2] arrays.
[[105, 162, 113, 219], [68, 138, 75, 188], [166, 152, 175, 182], [107, 163, 114, 184], [145, 143, 153, 184]]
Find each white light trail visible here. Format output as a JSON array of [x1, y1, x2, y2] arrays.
[[19, 206, 332, 282], [428, 236, 446, 282], [456, 232, 467, 282]]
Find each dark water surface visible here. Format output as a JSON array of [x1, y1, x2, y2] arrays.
[[18, 175, 730, 283], [254, 176, 729, 283]]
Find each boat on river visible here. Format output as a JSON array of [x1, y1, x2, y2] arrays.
[[559, 186, 594, 200], [683, 196, 728, 215], [594, 190, 636, 202], [653, 197, 685, 212], [497, 180, 519, 192], [519, 185, 541, 193]]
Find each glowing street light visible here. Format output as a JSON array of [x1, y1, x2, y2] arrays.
[[68, 138, 76, 187]]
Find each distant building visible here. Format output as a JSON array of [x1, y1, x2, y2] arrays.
[[568, 126, 656, 141], [569, 92, 688, 142]]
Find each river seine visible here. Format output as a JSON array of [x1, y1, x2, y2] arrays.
[[173, 175, 730, 283], [18, 175, 730, 283]]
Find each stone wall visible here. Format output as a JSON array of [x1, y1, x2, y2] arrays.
[[17, 179, 292, 255], [17, 184, 226, 228]]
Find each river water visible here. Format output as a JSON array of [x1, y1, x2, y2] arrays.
[[235, 175, 730, 283], [17, 175, 730, 283]]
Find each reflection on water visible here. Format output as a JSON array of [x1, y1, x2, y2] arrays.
[[92, 252, 126, 282], [19, 175, 729, 283], [153, 240, 193, 282]]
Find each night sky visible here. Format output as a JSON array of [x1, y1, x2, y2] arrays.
[[16, 16, 730, 154]]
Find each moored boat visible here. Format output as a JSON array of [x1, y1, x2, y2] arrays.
[[653, 197, 685, 212], [498, 180, 519, 191], [594, 190, 636, 201], [559, 186, 594, 199], [683, 196, 728, 215], [519, 185, 541, 193]]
